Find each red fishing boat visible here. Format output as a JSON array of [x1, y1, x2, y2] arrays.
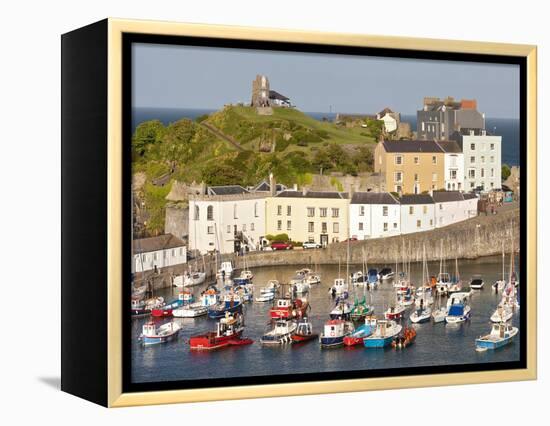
[[391, 327, 416, 349], [189, 312, 253, 350], [151, 307, 173, 317], [269, 297, 309, 319], [291, 319, 318, 343]]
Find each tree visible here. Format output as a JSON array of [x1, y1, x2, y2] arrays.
[[132, 120, 164, 157], [502, 164, 511, 181]]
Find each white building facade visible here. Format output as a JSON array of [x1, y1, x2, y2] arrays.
[[399, 194, 436, 235], [437, 141, 465, 191], [459, 130, 502, 191], [188, 186, 267, 255], [349, 192, 400, 239], [132, 234, 187, 273], [433, 192, 478, 228]]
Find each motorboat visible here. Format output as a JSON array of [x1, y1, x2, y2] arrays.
[[139, 321, 181, 345], [343, 316, 377, 346], [475, 322, 518, 351], [470, 275, 485, 290], [291, 319, 318, 343], [445, 292, 472, 324], [260, 320, 297, 345], [189, 313, 252, 350], [363, 320, 402, 348], [320, 319, 354, 348], [329, 278, 349, 296]]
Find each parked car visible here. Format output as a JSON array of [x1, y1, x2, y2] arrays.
[[302, 241, 322, 249], [270, 241, 293, 250], [344, 237, 358, 243]]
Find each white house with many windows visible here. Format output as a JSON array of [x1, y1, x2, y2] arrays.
[[132, 234, 187, 273], [437, 141, 465, 191], [399, 194, 436, 234], [457, 129, 502, 191], [349, 192, 400, 239], [433, 191, 478, 228], [188, 185, 267, 254]]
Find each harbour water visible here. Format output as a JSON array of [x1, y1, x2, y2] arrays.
[[131, 255, 520, 384]]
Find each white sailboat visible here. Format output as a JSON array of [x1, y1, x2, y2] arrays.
[[410, 245, 432, 324]]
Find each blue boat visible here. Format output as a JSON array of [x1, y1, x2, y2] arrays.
[[368, 269, 379, 286], [445, 292, 472, 324], [475, 322, 518, 351], [207, 295, 243, 319], [320, 319, 354, 348], [363, 320, 402, 348], [165, 290, 194, 309]]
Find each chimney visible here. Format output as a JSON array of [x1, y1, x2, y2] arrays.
[[293, 183, 298, 191], [302, 187, 308, 196], [269, 173, 276, 196]]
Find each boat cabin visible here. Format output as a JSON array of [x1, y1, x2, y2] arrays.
[[142, 322, 156, 336], [324, 319, 345, 337], [437, 272, 451, 284], [296, 320, 313, 336], [276, 298, 292, 309]]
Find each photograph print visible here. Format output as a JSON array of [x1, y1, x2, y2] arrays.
[[127, 36, 524, 390]]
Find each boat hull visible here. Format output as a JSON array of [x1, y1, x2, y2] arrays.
[[189, 330, 244, 350], [475, 335, 515, 350], [141, 331, 179, 345], [363, 335, 394, 348], [320, 335, 346, 348], [291, 333, 318, 343], [207, 302, 242, 319]]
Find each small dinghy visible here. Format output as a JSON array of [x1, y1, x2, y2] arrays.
[[306, 274, 321, 285], [470, 276, 484, 290], [379, 267, 395, 280], [392, 327, 416, 349], [260, 320, 297, 345], [255, 292, 275, 303], [139, 321, 181, 345], [475, 322, 518, 351]]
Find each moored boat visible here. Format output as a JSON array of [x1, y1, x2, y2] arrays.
[[470, 275, 484, 290], [349, 296, 374, 322], [189, 313, 252, 350], [343, 316, 377, 346], [260, 319, 297, 345], [392, 327, 416, 349], [183, 271, 206, 287], [207, 294, 243, 319], [475, 322, 518, 351], [445, 292, 472, 324], [269, 296, 309, 320], [329, 297, 353, 320], [320, 319, 354, 348], [329, 278, 349, 296], [291, 319, 318, 343], [172, 302, 208, 318], [364, 320, 402, 348], [379, 267, 394, 280], [139, 321, 181, 345]]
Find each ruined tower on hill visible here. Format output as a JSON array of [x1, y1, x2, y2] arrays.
[[251, 75, 271, 107]]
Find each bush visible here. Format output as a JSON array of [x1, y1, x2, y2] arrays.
[[266, 233, 290, 242], [502, 164, 511, 181]]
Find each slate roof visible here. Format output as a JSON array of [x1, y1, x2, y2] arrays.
[[381, 140, 444, 153], [432, 191, 464, 202], [351, 192, 399, 205], [252, 180, 287, 193], [207, 185, 249, 196], [436, 140, 462, 153], [276, 190, 347, 199], [399, 194, 435, 205], [133, 234, 185, 254], [463, 193, 479, 200], [269, 90, 290, 101]]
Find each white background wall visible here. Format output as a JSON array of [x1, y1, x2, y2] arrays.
[[1, 0, 546, 424]]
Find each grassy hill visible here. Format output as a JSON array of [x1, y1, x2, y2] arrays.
[[132, 106, 379, 234]]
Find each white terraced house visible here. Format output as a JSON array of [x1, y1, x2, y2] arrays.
[[132, 234, 187, 273], [349, 192, 401, 239], [433, 191, 479, 228], [399, 194, 436, 235]]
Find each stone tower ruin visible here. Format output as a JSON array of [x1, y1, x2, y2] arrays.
[[251, 74, 271, 107]]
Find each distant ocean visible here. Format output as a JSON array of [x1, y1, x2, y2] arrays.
[[132, 107, 520, 166]]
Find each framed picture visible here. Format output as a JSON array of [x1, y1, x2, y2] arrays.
[[61, 18, 537, 407]]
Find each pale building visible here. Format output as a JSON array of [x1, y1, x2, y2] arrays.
[[456, 129, 502, 191], [376, 107, 400, 133], [132, 234, 187, 273], [433, 191, 478, 228], [437, 141, 465, 191], [188, 185, 267, 254], [399, 194, 436, 235], [265, 190, 349, 246], [349, 192, 400, 239]]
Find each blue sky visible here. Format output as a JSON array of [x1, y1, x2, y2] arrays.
[[132, 43, 520, 119]]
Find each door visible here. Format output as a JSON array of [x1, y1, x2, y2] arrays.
[[320, 234, 328, 248]]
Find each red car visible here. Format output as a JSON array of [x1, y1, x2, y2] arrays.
[[270, 241, 293, 250]]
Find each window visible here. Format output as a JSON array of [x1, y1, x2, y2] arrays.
[[430, 219, 433, 226], [393, 222, 398, 229], [417, 220, 421, 228], [468, 169, 476, 179], [194, 205, 200, 220], [481, 168, 485, 178], [242, 224, 247, 232], [227, 225, 231, 233], [254, 202, 259, 218], [233, 204, 238, 219], [450, 169, 457, 180], [432, 156, 437, 164], [491, 168, 495, 178], [153, 252, 158, 261], [481, 156, 485, 163], [307, 207, 315, 217], [287, 205, 291, 216], [333, 223, 339, 233], [439, 204, 443, 210], [414, 173, 418, 182], [358, 223, 364, 231], [490, 156, 495, 163], [414, 156, 419, 165], [395, 185, 402, 193], [383, 222, 388, 232], [207, 225, 214, 234], [276, 220, 282, 231], [207, 205, 214, 221], [470, 156, 475, 164], [432, 173, 437, 182], [180, 248, 184, 256], [470, 182, 475, 189], [421, 122, 425, 131], [308, 222, 314, 233], [332, 208, 340, 218], [395, 171, 403, 183], [470, 143, 475, 151], [383, 206, 388, 216], [423, 205, 428, 214], [490, 143, 495, 151], [395, 155, 403, 165], [409, 206, 414, 215], [322, 222, 327, 233], [251, 223, 255, 231], [287, 220, 292, 231], [359, 206, 365, 216], [320, 207, 327, 217], [277, 205, 282, 216]]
